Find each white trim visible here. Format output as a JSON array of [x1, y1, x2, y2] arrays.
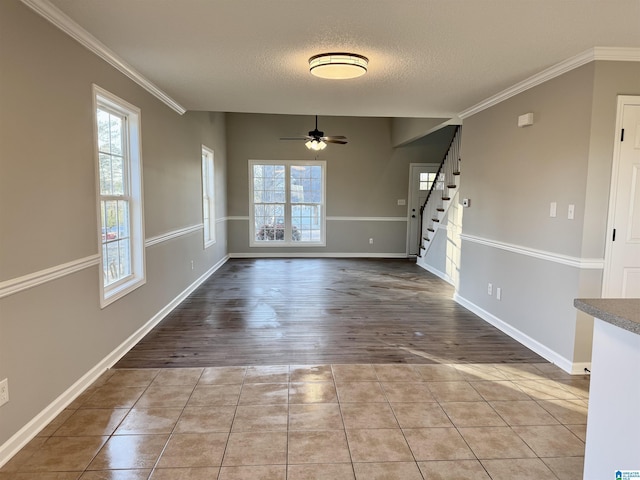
[[453, 293, 580, 374], [228, 216, 406, 222], [216, 217, 228, 223], [327, 216, 407, 222], [460, 233, 605, 270], [0, 255, 100, 299], [0, 255, 229, 469], [459, 47, 640, 119], [417, 261, 454, 285], [229, 252, 408, 259], [145, 224, 204, 247], [20, 0, 186, 115]]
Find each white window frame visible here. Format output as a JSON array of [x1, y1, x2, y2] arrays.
[[93, 85, 146, 308], [202, 146, 216, 248], [249, 160, 326, 247]]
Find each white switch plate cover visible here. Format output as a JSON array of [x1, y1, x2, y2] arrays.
[[550, 202, 557, 218], [397, 199, 406, 206], [0, 378, 8, 407], [488, 283, 493, 295], [496, 287, 502, 300], [568, 204, 575, 220]]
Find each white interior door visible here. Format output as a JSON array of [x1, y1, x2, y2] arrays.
[[603, 97, 640, 298], [407, 164, 439, 255]]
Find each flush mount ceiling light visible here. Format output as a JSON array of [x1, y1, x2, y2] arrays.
[[309, 53, 369, 79]]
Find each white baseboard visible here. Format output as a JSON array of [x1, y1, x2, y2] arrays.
[[0, 255, 229, 468], [229, 252, 408, 259], [453, 293, 578, 374], [570, 362, 592, 375], [416, 259, 454, 285]]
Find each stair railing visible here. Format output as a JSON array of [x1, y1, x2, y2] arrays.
[[418, 126, 461, 256]]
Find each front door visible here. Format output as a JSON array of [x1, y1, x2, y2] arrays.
[[604, 96, 640, 297], [407, 164, 439, 255]]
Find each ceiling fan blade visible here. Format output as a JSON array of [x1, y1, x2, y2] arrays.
[[322, 135, 347, 140], [325, 139, 348, 144], [280, 136, 312, 141]]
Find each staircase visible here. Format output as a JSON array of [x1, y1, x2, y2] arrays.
[[417, 126, 462, 258]]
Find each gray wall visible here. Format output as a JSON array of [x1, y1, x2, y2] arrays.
[[390, 117, 451, 146], [451, 61, 640, 367], [0, 1, 228, 446], [226, 113, 452, 256]]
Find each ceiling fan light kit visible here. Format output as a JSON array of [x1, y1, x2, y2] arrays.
[[280, 116, 348, 150], [305, 139, 327, 151], [309, 53, 368, 79]]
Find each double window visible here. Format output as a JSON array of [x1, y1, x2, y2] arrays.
[[249, 160, 326, 246], [202, 146, 216, 247], [93, 86, 145, 307]]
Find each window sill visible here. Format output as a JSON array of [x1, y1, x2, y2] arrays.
[[101, 275, 146, 309]]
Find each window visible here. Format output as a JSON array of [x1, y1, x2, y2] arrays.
[[93, 85, 145, 308], [202, 146, 216, 247], [249, 160, 325, 246], [420, 172, 444, 191]]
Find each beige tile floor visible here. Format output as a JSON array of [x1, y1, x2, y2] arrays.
[[0, 363, 589, 480]]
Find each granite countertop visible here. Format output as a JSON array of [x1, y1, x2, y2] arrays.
[[574, 298, 640, 335]]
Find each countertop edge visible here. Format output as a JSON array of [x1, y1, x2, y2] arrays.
[[574, 298, 640, 335]]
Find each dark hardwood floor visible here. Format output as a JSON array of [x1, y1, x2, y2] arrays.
[[115, 258, 546, 368]]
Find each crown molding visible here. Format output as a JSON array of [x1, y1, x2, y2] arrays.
[[459, 47, 640, 119], [20, 0, 187, 115]]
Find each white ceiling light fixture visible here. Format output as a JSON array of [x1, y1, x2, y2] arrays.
[[309, 53, 369, 80]]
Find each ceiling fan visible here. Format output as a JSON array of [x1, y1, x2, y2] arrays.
[[280, 116, 348, 151]]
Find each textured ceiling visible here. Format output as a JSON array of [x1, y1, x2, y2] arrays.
[[48, 0, 640, 118]]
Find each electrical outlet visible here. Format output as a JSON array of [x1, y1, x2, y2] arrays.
[[0, 378, 8, 407], [487, 283, 493, 295], [190, 260, 194, 270], [369, 238, 374, 245], [568, 204, 575, 220], [496, 287, 502, 300]]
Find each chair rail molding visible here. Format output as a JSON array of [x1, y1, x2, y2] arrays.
[[0, 255, 100, 299], [460, 234, 604, 270], [145, 224, 204, 247]]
